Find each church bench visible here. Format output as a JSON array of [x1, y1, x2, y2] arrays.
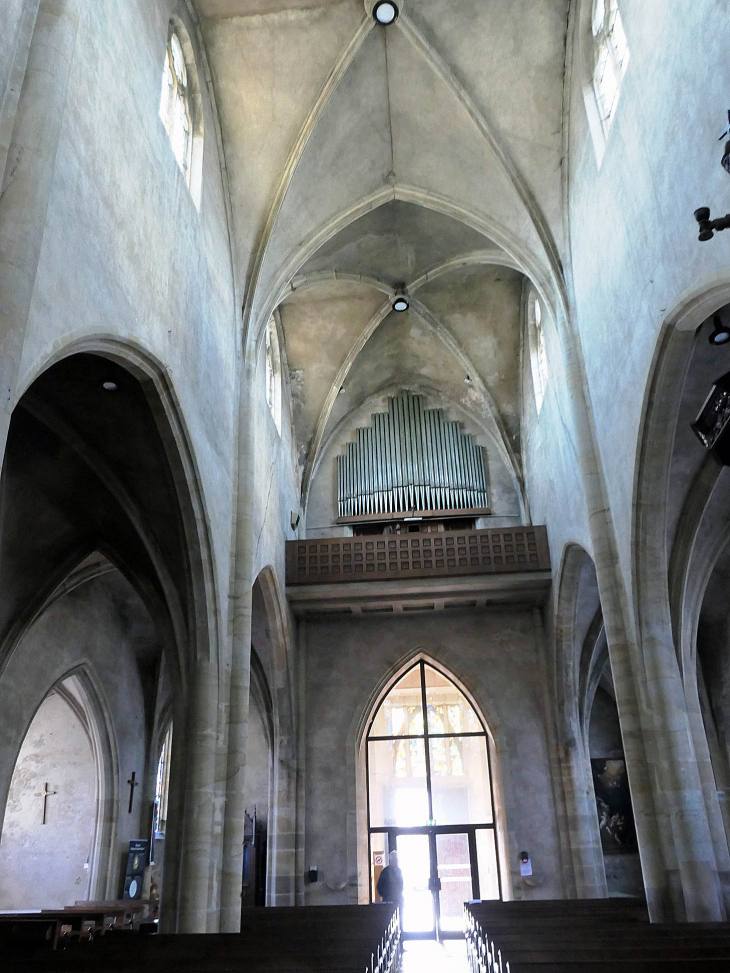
[[1, 904, 400, 973], [465, 901, 730, 973]]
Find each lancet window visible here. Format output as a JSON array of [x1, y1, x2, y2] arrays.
[[528, 292, 549, 413], [592, 0, 629, 135], [160, 31, 192, 176]]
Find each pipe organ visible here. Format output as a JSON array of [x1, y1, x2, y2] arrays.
[[336, 393, 489, 521]]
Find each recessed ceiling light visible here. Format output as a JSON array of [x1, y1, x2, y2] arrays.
[[393, 288, 409, 312], [339, 386, 346, 395], [102, 381, 118, 391], [709, 314, 730, 346], [373, 1, 398, 25]]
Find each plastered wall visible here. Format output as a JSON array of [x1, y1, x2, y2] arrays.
[[302, 608, 565, 905], [0, 575, 149, 901]]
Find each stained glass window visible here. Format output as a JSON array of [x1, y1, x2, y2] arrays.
[[153, 723, 173, 836], [367, 662, 493, 827]]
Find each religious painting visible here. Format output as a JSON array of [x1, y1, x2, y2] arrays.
[[591, 758, 637, 855]]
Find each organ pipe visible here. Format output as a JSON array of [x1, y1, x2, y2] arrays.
[[337, 393, 489, 519]]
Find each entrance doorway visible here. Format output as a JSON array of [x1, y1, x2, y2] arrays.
[[371, 825, 498, 938], [367, 662, 501, 939]]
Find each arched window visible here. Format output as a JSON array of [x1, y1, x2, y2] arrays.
[[591, 0, 629, 137], [265, 318, 282, 434], [367, 662, 500, 936], [153, 723, 173, 837], [527, 291, 549, 412], [159, 22, 203, 204]]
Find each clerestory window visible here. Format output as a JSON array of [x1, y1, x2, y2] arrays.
[[591, 0, 629, 137], [159, 22, 203, 206], [160, 32, 192, 176], [265, 318, 282, 434], [528, 291, 549, 413]]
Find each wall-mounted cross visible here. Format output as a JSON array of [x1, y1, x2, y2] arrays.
[[127, 772, 139, 814], [35, 782, 57, 825]]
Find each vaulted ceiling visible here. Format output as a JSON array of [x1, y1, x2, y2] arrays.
[[197, 0, 569, 505]]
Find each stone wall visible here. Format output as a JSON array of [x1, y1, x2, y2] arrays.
[[303, 607, 564, 904]]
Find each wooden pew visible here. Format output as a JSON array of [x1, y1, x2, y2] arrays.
[[1, 903, 401, 973], [465, 899, 730, 973]]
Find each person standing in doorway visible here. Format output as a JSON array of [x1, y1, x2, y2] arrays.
[[376, 850, 404, 925]]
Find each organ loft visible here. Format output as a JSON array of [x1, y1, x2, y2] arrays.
[[1, 1, 730, 971]]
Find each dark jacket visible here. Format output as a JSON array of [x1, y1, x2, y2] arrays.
[[376, 864, 404, 902]]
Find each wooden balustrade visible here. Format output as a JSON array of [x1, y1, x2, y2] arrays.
[[287, 526, 550, 586]]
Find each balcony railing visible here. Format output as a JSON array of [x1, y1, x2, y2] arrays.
[[286, 526, 550, 586]]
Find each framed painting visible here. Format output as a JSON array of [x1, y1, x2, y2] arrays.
[[591, 758, 637, 855]]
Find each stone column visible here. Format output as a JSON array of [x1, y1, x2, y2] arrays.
[[0, 0, 79, 462], [176, 655, 220, 932], [559, 312, 723, 920], [559, 731, 608, 898], [219, 354, 256, 931]]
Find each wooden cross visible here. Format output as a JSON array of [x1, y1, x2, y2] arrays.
[[35, 782, 57, 825], [127, 772, 138, 814]]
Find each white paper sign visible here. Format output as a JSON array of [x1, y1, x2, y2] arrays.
[[520, 859, 533, 877]]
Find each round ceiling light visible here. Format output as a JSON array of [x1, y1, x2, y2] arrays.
[[373, 1, 398, 25], [393, 295, 409, 312], [102, 381, 118, 391], [709, 314, 730, 346]]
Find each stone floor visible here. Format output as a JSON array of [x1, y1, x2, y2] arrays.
[[401, 939, 469, 973]]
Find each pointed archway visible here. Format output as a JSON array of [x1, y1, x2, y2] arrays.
[[364, 658, 500, 939]]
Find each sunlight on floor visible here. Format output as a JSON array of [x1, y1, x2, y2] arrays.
[[401, 940, 469, 973]]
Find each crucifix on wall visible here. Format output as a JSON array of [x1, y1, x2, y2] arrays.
[[35, 782, 57, 825], [127, 772, 139, 814]]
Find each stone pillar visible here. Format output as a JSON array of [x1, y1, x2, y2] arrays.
[[219, 355, 256, 931], [295, 619, 307, 906], [176, 655, 220, 932], [269, 729, 298, 906], [686, 670, 730, 914], [559, 732, 608, 898], [0, 0, 79, 462], [559, 311, 723, 920]]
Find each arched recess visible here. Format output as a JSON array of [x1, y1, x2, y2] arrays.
[[350, 651, 511, 915], [0, 341, 221, 927], [8, 336, 220, 677], [632, 276, 730, 919], [0, 665, 117, 909], [554, 543, 643, 898]]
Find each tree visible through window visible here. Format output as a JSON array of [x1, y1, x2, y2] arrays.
[[592, 0, 629, 136], [160, 32, 192, 176]]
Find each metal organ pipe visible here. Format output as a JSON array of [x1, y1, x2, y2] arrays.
[[336, 392, 489, 519]]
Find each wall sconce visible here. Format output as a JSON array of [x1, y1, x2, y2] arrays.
[[307, 865, 318, 884]]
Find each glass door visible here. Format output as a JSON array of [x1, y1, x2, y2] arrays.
[[397, 833, 435, 937], [434, 832, 473, 936]]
